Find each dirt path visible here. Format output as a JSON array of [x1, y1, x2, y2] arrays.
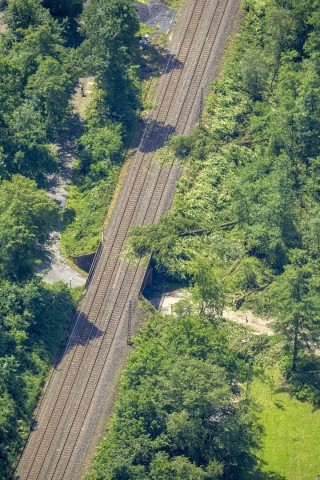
[[152, 288, 274, 335], [0, 7, 8, 34], [40, 78, 94, 287], [223, 309, 274, 335]]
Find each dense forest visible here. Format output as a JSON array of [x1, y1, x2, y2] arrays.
[[0, 0, 78, 476], [87, 0, 320, 479], [87, 308, 265, 480], [0, 0, 319, 478], [129, 0, 320, 402], [0, 0, 139, 477]]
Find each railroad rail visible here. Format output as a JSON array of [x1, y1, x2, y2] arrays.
[[14, 1, 240, 478]]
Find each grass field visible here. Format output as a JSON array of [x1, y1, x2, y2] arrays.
[[247, 370, 320, 480]]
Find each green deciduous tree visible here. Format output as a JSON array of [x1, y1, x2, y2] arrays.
[[295, 63, 320, 160], [302, 208, 320, 257], [77, 124, 123, 180], [5, 100, 57, 180], [86, 315, 261, 480], [5, 0, 50, 30], [81, 0, 140, 128], [10, 24, 66, 82], [0, 279, 75, 479], [26, 57, 73, 136], [240, 49, 269, 100], [150, 453, 215, 480], [0, 175, 59, 279], [0, 3, 76, 181], [268, 258, 320, 371], [191, 257, 225, 317]]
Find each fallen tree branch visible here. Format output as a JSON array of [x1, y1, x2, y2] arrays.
[[220, 220, 238, 229]]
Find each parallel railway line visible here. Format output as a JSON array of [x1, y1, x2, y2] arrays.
[[14, 1, 240, 478]]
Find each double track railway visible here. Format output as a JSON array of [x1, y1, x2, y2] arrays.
[[14, 1, 240, 478]]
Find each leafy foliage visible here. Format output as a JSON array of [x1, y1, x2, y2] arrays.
[[128, 0, 320, 396], [0, 279, 76, 479], [61, 0, 140, 257], [61, 122, 124, 257], [80, 0, 140, 129], [0, 175, 59, 280], [0, 0, 76, 182], [25, 56, 73, 136], [87, 313, 262, 480], [61, 166, 120, 256], [5, 0, 51, 30]]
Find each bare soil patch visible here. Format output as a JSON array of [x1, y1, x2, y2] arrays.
[[223, 309, 274, 336], [150, 288, 274, 335]]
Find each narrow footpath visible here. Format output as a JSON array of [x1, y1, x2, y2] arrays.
[[39, 79, 95, 287]]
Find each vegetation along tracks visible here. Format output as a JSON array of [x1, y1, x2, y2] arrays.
[[14, 0, 240, 478]]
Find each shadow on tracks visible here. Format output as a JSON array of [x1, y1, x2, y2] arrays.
[[55, 312, 104, 365], [10, 313, 104, 479], [139, 120, 176, 154], [140, 43, 184, 82]]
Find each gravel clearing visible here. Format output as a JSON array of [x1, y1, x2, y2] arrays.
[[135, 1, 176, 32], [150, 289, 274, 335]]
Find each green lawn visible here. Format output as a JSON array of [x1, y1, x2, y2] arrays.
[[248, 371, 320, 480]]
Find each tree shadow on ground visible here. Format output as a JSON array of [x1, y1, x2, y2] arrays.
[[140, 44, 184, 82], [56, 311, 104, 362], [138, 119, 176, 153], [289, 356, 320, 409], [274, 385, 291, 395], [273, 400, 285, 410], [242, 467, 287, 480]]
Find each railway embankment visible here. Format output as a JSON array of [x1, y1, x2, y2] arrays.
[[15, 2, 241, 478]]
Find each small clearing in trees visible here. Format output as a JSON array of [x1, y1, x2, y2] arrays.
[[135, 1, 175, 33], [150, 288, 274, 335]]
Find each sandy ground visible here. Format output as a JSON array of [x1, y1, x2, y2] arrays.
[[135, 1, 175, 33], [40, 233, 86, 287], [151, 289, 274, 335], [223, 309, 274, 335], [0, 8, 7, 34]]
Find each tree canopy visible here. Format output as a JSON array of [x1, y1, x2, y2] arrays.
[[86, 313, 261, 480], [0, 279, 76, 479], [81, 0, 140, 128], [128, 0, 320, 402], [0, 175, 59, 280], [0, 0, 139, 477]]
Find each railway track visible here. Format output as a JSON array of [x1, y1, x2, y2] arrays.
[[14, 1, 240, 478]]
